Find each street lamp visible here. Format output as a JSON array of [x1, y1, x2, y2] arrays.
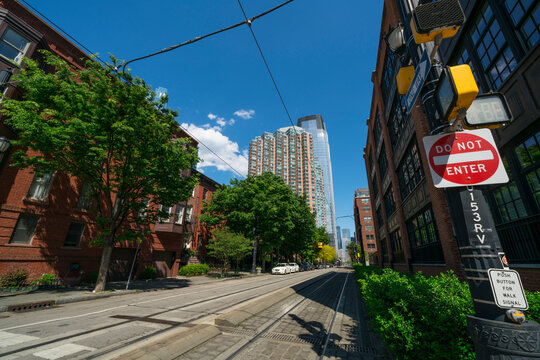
[[384, 23, 406, 55]]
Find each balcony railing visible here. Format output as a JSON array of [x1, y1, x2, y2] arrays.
[[497, 214, 540, 264]]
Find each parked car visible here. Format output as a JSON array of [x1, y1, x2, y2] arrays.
[[289, 263, 300, 273], [272, 263, 291, 275]]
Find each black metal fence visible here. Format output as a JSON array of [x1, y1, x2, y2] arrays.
[[497, 214, 540, 264]]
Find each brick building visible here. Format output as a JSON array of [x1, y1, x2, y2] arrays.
[[353, 189, 377, 265], [0, 0, 218, 284], [364, 0, 540, 289]]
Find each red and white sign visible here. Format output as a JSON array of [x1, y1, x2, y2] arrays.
[[422, 129, 508, 188]]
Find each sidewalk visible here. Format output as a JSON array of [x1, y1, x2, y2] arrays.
[[0, 271, 266, 313]]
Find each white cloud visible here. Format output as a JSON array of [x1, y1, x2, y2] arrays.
[[234, 109, 255, 119], [216, 118, 226, 127], [228, 118, 236, 125], [181, 123, 248, 177], [207, 113, 217, 120]]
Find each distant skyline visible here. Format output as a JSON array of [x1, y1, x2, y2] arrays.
[[25, 0, 383, 233]]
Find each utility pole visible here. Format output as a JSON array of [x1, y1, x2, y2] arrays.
[[387, 0, 540, 358]]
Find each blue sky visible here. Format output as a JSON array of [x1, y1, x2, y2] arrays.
[[26, 0, 383, 234]]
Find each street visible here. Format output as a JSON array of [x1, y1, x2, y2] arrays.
[[0, 269, 388, 359]]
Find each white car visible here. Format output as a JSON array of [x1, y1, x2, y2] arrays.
[[272, 263, 291, 275], [289, 263, 300, 273]]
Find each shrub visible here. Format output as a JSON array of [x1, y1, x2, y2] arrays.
[[141, 266, 157, 279], [38, 273, 57, 286], [178, 264, 210, 276], [0, 269, 29, 289], [526, 290, 540, 323], [353, 265, 475, 360]]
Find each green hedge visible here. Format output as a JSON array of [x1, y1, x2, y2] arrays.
[[0, 269, 28, 289], [353, 264, 540, 360], [178, 264, 210, 276], [141, 266, 157, 279]]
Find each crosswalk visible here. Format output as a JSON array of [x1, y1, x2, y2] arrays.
[[0, 331, 95, 359]]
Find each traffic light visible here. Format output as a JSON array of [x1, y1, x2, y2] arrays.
[[434, 64, 478, 122], [463, 93, 513, 129], [396, 66, 415, 95], [410, 0, 465, 44], [318, 242, 323, 248]]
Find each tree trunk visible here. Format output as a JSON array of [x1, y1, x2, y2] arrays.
[[251, 226, 257, 274], [93, 231, 115, 292]]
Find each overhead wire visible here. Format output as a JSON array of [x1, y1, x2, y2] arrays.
[[236, 0, 298, 135]]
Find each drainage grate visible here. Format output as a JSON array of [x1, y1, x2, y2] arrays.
[[8, 300, 55, 312], [327, 342, 378, 354], [110, 315, 190, 326], [262, 332, 323, 345]]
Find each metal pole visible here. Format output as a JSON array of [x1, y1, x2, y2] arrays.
[[125, 238, 142, 290], [251, 225, 258, 274]]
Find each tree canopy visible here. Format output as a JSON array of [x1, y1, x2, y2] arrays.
[[200, 172, 317, 266], [2, 51, 199, 291], [206, 228, 252, 274], [319, 245, 337, 264]]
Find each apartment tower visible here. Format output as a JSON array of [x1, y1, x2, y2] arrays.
[[297, 115, 337, 248], [248, 126, 326, 227]]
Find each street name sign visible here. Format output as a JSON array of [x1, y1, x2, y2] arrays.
[[405, 49, 431, 113], [488, 269, 528, 310], [422, 129, 508, 188]]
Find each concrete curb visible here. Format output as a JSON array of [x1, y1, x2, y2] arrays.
[[112, 324, 221, 360], [215, 287, 296, 327]]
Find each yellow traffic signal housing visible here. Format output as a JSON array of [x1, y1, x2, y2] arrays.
[[435, 64, 478, 122], [410, 0, 465, 44], [318, 242, 323, 248], [396, 66, 415, 95]]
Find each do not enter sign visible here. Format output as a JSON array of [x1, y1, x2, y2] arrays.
[[422, 129, 508, 188]]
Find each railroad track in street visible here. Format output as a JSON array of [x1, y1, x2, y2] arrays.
[[0, 270, 333, 359]]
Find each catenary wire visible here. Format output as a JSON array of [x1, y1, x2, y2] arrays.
[[121, 0, 296, 73], [236, 0, 298, 135], [19, 0, 108, 66]]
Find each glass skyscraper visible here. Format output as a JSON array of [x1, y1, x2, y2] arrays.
[[297, 115, 337, 248]]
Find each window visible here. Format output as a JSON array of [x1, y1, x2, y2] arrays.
[[378, 148, 389, 179], [27, 171, 54, 201], [362, 206, 370, 211], [470, 3, 516, 89], [361, 198, 369, 204], [0, 28, 29, 64], [64, 223, 84, 247], [407, 206, 439, 247], [387, 95, 408, 150], [390, 229, 404, 262], [514, 131, 540, 209], [398, 139, 424, 200], [373, 111, 382, 146], [160, 205, 172, 222], [381, 49, 397, 107], [76, 181, 93, 210], [505, 0, 539, 49], [383, 187, 396, 217], [376, 206, 384, 227], [363, 216, 372, 223], [366, 234, 375, 241], [174, 205, 185, 224], [9, 214, 39, 244], [138, 198, 149, 219], [367, 243, 376, 249], [185, 206, 193, 222], [365, 225, 373, 231]]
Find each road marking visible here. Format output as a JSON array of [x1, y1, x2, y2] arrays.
[[33, 343, 95, 359], [0, 331, 38, 348]]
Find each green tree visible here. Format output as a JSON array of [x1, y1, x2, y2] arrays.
[[206, 228, 253, 275], [347, 241, 360, 264], [200, 172, 316, 270], [2, 51, 199, 292], [319, 245, 337, 264]]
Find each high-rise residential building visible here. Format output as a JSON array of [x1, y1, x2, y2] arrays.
[[297, 115, 337, 248], [365, 0, 539, 289], [336, 225, 343, 249], [248, 126, 327, 227], [354, 189, 377, 265]]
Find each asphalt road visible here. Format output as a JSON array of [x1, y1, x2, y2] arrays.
[[0, 269, 333, 359]]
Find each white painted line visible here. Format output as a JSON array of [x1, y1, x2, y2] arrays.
[[433, 150, 493, 165], [33, 343, 95, 359], [0, 331, 39, 348]]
